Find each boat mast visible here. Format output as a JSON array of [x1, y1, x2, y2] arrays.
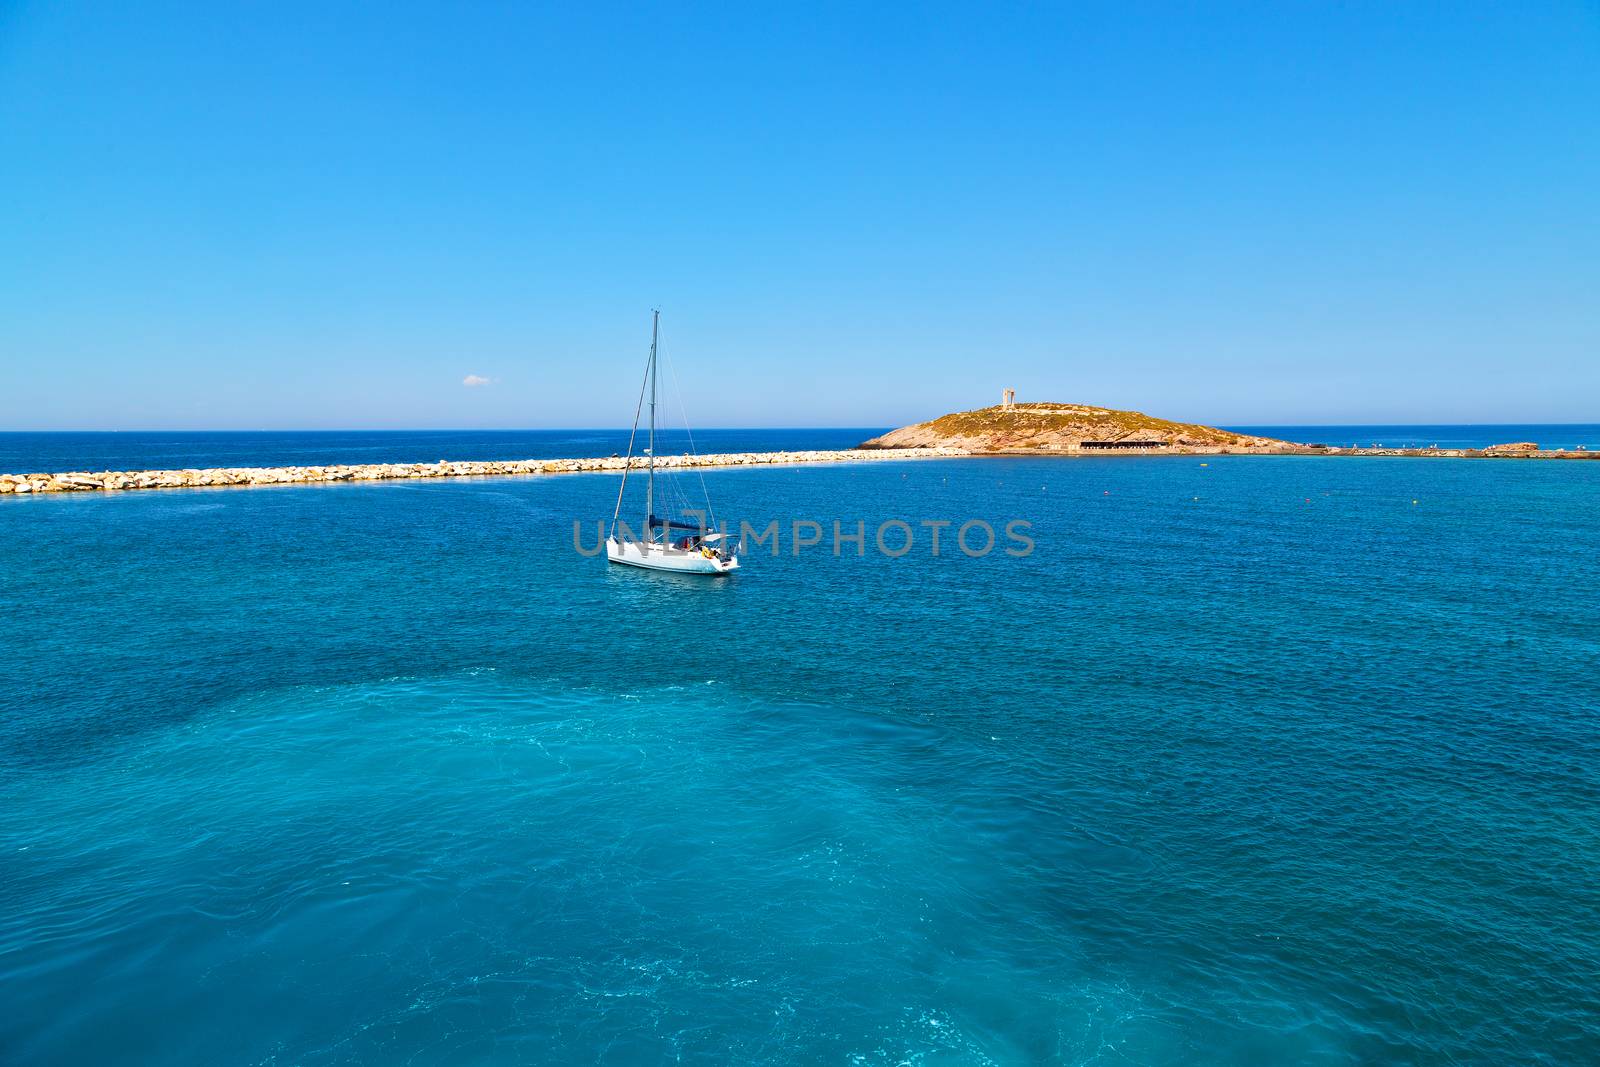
[[646, 309, 658, 542]]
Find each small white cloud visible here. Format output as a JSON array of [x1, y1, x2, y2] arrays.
[[462, 374, 492, 387]]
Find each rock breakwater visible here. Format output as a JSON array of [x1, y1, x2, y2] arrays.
[[0, 447, 971, 496], [5, 441, 1594, 497]]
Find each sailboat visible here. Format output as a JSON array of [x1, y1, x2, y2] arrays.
[[606, 311, 740, 575]]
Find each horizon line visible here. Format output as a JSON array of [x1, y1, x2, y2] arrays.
[[3, 420, 1599, 435]]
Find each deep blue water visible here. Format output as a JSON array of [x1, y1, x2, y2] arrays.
[[3, 454, 1599, 1064], [0, 429, 885, 474], [1230, 424, 1600, 451]]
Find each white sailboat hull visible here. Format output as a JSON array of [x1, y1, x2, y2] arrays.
[[606, 538, 739, 575], [606, 310, 740, 579]]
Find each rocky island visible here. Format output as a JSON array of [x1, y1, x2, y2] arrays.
[[859, 402, 1290, 453], [859, 401, 1598, 461]]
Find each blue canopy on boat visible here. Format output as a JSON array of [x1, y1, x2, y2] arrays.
[[648, 514, 706, 532]]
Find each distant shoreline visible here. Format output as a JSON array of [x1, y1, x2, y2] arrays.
[[3, 443, 1597, 497], [983, 445, 1598, 460], [5, 425, 1599, 476]]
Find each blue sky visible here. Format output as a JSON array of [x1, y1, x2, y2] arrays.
[[2, 2, 1596, 430]]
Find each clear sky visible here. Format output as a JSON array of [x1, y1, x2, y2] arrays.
[[2, 2, 1596, 430]]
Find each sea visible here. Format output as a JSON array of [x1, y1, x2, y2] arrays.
[[3, 427, 1599, 1065], [2, 424, 1599, 474]]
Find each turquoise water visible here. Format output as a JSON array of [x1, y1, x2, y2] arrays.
[[3, 455, 1599, 1064]]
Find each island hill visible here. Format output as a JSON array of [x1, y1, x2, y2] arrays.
[[857, 401, 1596, 459], [859, 402, 1291, 454]]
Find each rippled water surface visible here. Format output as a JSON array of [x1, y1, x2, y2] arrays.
[[3, 456, 1598, 1064]]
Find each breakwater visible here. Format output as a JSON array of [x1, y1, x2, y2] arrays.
[[0, 447, 970, 495], [5, 443, 1596, 497]]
